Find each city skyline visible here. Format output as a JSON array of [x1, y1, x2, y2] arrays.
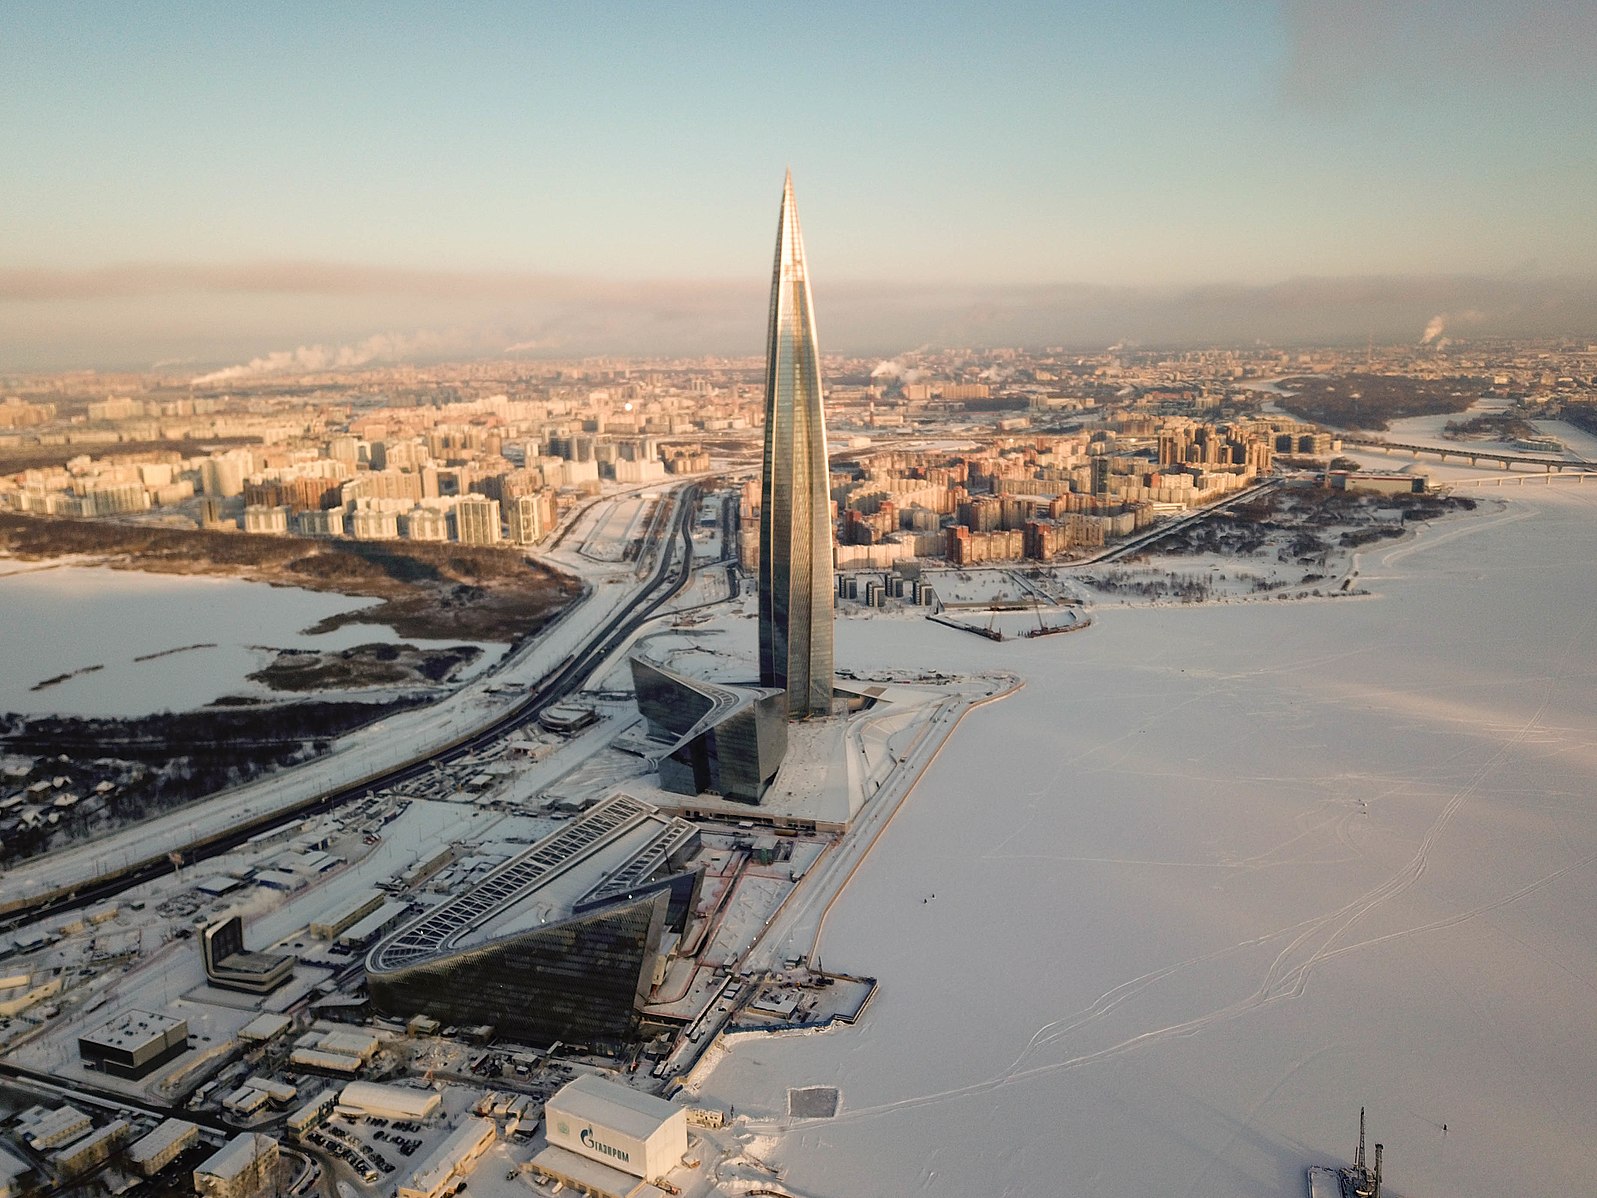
[[3, 1, 1596, 371], [3, 316, 1597, 1192]]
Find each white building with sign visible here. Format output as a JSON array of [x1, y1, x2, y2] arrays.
[[541, 1076, 686, 1181]]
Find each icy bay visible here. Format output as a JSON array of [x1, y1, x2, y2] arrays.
[[700, 481, 1597, 1196]]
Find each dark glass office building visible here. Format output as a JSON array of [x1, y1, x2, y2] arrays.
[[364, 795, 702, 1048], [759, 171, 835, 719], [368, 895, 668, 1049]]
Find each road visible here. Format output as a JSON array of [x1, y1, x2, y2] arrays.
[[0, 484, 703, 930]]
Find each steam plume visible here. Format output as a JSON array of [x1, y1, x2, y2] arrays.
[[191, 329, 454, 384]]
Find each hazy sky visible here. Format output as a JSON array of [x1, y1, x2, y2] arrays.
[[3, 1, 1595, 371]]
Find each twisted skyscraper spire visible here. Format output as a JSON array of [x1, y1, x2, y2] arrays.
[[759, 171, 834, 718]]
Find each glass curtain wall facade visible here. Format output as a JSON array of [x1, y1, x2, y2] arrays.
[[366, 894, 669, 1048], [759, 171, 835, 719], [630, 656, 788, 803]]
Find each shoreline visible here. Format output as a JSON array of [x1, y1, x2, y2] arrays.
[[0, 512, 581, 644]]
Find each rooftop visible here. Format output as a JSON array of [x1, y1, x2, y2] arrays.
[[78, 1008, 185, 1053], [128, 1119, 197, 1164], [238, 1013, 293, 1042], [216, 949, 291, 978], [530, 1144, 655, 1198], [196, 1134, 276, 1182], [368, 794, 696, 973], [404, 1118, 494, 1196], [546, 1075, 682, 1141], [338, 1081, 441, 1120]]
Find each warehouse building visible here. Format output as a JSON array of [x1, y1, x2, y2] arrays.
[[288, 1028, 381, 1076], [77, 1009, 189, 1079], [396, 1118, 495, 1198], [221, 1077, 296, 1116], [335, 900, 411, 951], [252, 869, 305, 893], [0, 968, 62, 1018], [246, 1077, 297, 1105], [193, 875, 245, 898], [287, 1048, 363, 1075], [310, 892, 384, 941], [366, 794, 703, 1047], [127, 1119, 199, 1176], [237, 1013, 293, 1044], [538, 1076, 687, 1183], [336, 1081, 442, 1122], [222, 1087, 270, 1117]]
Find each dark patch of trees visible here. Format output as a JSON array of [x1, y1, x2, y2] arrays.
[[0, 511, 583, 642], [0, 697, 425, 866], [956, 397, 1032, 412], [1444, 412, 1539, 441], [4, 698, 421, 754], [0, 512, 574, 590], [1340, 527, 1405, 548], [1274, 373, 1487, 431]]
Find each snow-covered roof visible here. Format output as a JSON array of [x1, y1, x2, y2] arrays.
[[127, 1119, 197, 1165], [545, 1075, 683, 1141], [195, 1134, 276, 1182], [337, 1082, 441, 1120], [237, 1013, 292, 1042], [79, 1008, 185, 1053]]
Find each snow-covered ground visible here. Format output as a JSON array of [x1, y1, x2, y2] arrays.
[[698, 464, 1597, 1193]]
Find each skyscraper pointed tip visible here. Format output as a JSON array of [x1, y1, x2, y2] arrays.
[[778, 171, 800, 250]]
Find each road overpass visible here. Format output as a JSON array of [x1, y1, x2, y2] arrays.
[[1343, 436, 1597, 472]]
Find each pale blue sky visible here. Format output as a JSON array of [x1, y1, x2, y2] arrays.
[[2, 1, 1594, 368]]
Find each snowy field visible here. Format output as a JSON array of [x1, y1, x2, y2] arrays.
[[699, 474, 1597, 1195]]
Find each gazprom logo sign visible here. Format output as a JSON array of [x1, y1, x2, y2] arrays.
[[579, 1127, 630, 1164]]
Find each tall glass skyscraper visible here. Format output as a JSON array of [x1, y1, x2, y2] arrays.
[[759, 171, 834, 719]]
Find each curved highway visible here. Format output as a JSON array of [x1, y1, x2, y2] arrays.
[[0, 484, 703, 930]]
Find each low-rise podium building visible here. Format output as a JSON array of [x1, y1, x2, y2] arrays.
[[630, 655, 787, 803], [202, 916, 293, 995]]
